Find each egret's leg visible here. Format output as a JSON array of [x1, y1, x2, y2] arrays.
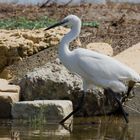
[[126, 81, 135, 97], [60, 91, 85, 124], [122, 81, 135, 103], [109, 89, 129, 123]]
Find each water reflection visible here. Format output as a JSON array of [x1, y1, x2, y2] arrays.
[[72, 117, 134, 140], [0, 116, 140, 140]]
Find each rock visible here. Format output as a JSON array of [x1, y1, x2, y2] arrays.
[[0, 78, 8, 85], [19, 59, 82, 101], [19, 59, 117, 116], [0, 78, 20, 118], [0, 28, 81, 78], [115, 43, 140, 73], [5, 46, 58, 83], [12, 100, 73, 123], [86, 43, 113, 56], [124, 86, 140, 115]]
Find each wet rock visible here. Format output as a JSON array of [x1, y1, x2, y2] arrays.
[[115, 43, 140, 73], [0, 79, 20, 118], [86, 42, 113, 56], [12, 100, 73, 123]]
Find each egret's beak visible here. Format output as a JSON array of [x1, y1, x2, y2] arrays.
[[44, 19, 68, 31]]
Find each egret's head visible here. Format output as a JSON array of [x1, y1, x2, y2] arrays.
[[44, 15, 81, 30], [63, 15, 81, 26]]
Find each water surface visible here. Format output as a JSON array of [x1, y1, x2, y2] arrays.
[[0, 116, 140, 140]]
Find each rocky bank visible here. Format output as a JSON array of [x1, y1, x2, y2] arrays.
[[0, 27, 81, 79], [0, 26, 140, 120]]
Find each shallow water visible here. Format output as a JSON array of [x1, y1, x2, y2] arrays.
[[0, 116, 140, 140]]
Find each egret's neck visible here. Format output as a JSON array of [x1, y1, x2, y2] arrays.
[[58, 24, 81, 62]]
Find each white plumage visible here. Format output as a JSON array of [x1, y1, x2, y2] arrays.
[[45, 14, 140, 124], [57, 15, 140, 93]]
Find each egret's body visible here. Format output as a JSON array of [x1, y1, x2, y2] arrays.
[[60, 47, 140, 92], [45, 15, 140, 123]]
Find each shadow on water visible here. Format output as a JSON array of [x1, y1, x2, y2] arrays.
[[0, 116, 140, 140]]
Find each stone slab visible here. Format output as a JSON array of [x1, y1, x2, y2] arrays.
[[12, 100, 73, 123]]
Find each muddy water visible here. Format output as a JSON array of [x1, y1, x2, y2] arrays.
[[0, 116, 140, 140]]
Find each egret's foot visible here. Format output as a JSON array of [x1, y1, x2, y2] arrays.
[[115, 96, 129, 123], [60, 91, 85, 124], [121, 90, 135, 103], [125, 112, 129, 116], [115, 106, 129, 116], [128, 90, 135, 98], [125, 81, 135, 99], [107, 107, 129, 117], [107, 89, 129, 123]]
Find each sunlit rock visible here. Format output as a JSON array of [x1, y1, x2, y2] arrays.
[[86, 42, 113, 56], [19, 59, 82, 100], [0, 28, 81, 79], [115, 43, 140, 73]]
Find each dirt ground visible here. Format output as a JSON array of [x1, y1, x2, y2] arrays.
[[0, 3, 139, 55]]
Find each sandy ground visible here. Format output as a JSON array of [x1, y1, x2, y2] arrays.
[[0, 3, 139, 55]]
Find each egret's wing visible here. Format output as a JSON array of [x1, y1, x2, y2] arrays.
[[73, 48, 138, 82], [77, 55, 129, 81]]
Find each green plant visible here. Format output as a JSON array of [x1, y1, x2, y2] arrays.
[[0, 16, 57, 29], [0, 17, 99, 29], [82, 21, 100, 28]]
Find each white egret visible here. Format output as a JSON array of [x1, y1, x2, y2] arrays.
[[45, 15, 140, 124]]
